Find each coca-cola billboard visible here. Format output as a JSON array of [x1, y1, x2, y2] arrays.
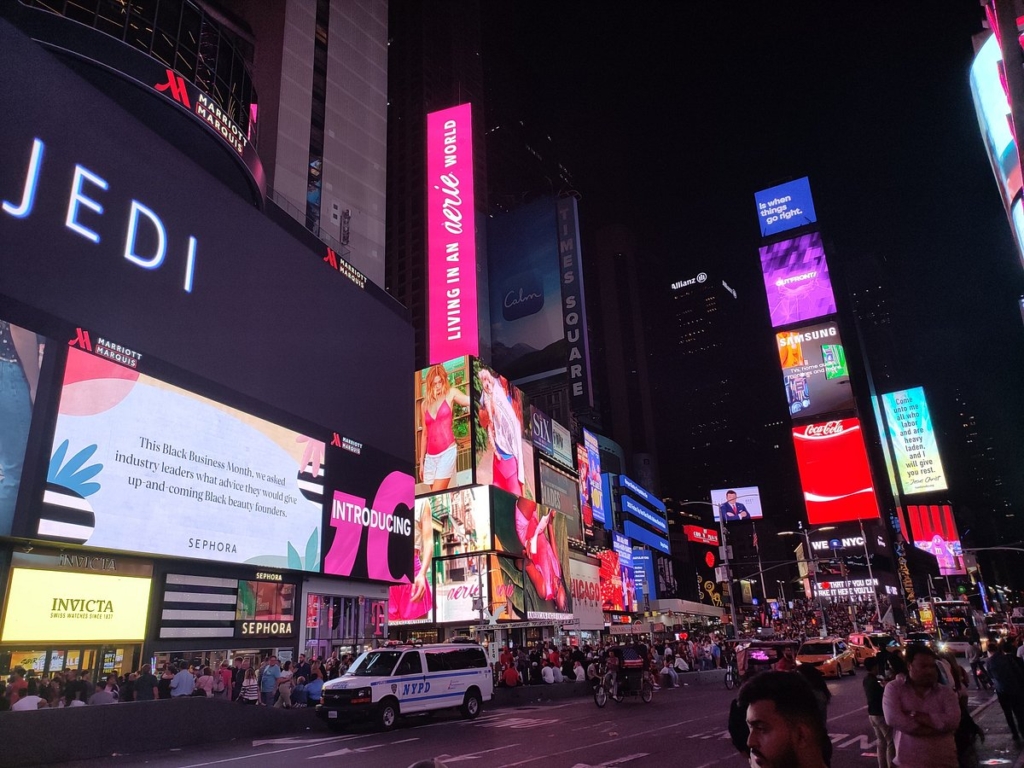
[[568, 559, 604, 630], [792, 418, 879, 524]]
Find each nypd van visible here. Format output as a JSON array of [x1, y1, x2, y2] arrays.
[[315, 642, 493, 731]]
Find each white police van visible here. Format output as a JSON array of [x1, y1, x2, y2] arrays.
[[315, 642, 493, 731]]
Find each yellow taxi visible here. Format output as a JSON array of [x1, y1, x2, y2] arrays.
[[796, 636, 857, 678], [847, 632, 900, 666]]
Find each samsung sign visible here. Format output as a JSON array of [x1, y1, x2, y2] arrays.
[[621, 496, 668, 535], [623, 521, 670, 555]]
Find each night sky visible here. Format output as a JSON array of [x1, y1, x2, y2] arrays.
[[483, 2, 1024, 531]]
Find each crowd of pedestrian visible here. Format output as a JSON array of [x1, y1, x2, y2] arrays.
[[0, 650, 364, 712]]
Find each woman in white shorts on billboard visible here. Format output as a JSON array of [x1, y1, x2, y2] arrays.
[[420, 364, 470, 491]]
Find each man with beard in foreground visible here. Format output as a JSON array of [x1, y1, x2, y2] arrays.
[[738, 671, 830, 768]]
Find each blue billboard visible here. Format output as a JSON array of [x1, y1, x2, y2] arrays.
[[618, 475, 666, 512], [632, 548, 656, 603], [754, 177, 817, 238], [621, 495, 669, 535], [623, 520, 670, 555]]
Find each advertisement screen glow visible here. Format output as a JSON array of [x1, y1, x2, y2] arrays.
[[777, 321, 854, 419], [1, 568, 151, 642], [901, 503, 965, 576], [40, 348, 323, 569], [754, 177, 817, 238], [710, 486, 763, 522], [759, 232, 837, 327], [881, 387, 948, 494], [792, 419, 878, 524], [583, 429, 605, 525], [427, 103, 478, 363], [472, 359, 536, 499]]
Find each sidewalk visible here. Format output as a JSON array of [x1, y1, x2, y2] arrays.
[[968, 690, 1024, 767]]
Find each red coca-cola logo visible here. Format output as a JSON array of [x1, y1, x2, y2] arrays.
[[803, 420, 844, 437]]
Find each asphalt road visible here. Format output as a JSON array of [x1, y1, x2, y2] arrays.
[[50, 673, 1015, 768]]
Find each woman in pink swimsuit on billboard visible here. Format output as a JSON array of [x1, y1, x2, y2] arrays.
[[419, 364, 470, 491], [478, 368, 524, 496]]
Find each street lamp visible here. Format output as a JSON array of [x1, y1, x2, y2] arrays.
[[779, 525, 834, 637]]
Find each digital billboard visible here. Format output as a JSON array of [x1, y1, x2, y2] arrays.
[[754, 177, 817, 238], [236, 581, 296, 622], [970, 34, 1021, 212], [488, 198, 565, 380], [568, 559, 604, 630], [777, 321, 854, 419], [538, 461, 583, 541], [710, 486, 764, 522], [899, 504, 966, 576], [759, 232, 837, 327], [40, 347, 324, 570], [531, 406, 554, 459], [388, 492, 435, 625], [491, 490, 572, 618], [583, 429, 606, 525], [471, 359, 536, 500], [0, 317, 46, 536], [434, 553, 489, 624], [792, 419, 879, 524], [880, 387, 948, 494], [632, 548, 656, 603], [551, 420, 573, 469], [1, 568, 151, 643], [427, 103, 478, 363], [598, 534, 636, 613], [576, 443, 594, 535], [623, 520, 670, 554], [322, 438, 415, 584], [415, 357, 473, 494], [418, 486, 492, 556]]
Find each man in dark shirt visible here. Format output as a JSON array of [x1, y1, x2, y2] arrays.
[[986, 640, 1024, 740], [863, 657, 894, 768], [135, 664, 159, 701]]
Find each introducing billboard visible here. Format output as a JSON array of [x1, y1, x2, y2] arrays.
[[415, 357, 473, 494], [427, 103, 478, 363], [710, 486, 763, 522], [792, 419, 879, 524], [40, 347, 324, 570], [471, 359, 536, 499], [880, 387, 948, 495], [777, 321, 854, 419], [0, 317, 47, 536], [759, 232, 837, 327], [754, 177, 817, 238], [488, 198, 565, 380], [491, 490, 572, 618]]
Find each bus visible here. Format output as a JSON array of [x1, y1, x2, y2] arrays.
[[930, 600, 987, 658]]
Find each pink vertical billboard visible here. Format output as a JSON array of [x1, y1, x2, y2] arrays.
[[427, 103, 479, 363]]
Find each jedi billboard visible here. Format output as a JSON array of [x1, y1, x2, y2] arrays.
[[880, 387, 948, 495], [754, 177, 817, 238], [792, 419, 879, 524], [427, 103, 478, 363], [759, 232, 837, 328], [777, 321, 854, 419]]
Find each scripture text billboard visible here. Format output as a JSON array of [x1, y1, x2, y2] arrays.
[[880, 387, 948, 495]]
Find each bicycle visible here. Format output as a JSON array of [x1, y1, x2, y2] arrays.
[[724, 660, 739, 690], [594, 668, 653, 707]]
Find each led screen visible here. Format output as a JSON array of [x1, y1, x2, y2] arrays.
[[710, 486, 764, 522], [40, 347, 323, 570], [414, 357, 473, 494], [792, 419, 879, 524], [583, 429, 606, 524], [471, 359, 536, 500], [576, 443, 594, 535], [568, 559, 604, 630], [427, 103, 478, 363], [632, 548, 656, 603], [531, 407, 554, 459], [759, 232, 837, 327], [900, 504, 966, 577], [754, 177, 817, 238], [322, 438, 415, 584], [488, 198, 565, 379], [434, 553, 489, 624], [970, 34, 1020, 211], [0, 317, 46, 536], [880, 387, 948, 494], [387, 492, 435, 625], [491, 489, 572, 618], [538, 462, 583, 541], [598, 533, 636, 613], [777, 321, 854, 419], [236, 581, 296, 621], [1, 568, 151, 643]]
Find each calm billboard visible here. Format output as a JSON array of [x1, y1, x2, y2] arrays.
[[759, 232, 837, 328], [427, 104, 478, 363], [792, 418, 878, 524]]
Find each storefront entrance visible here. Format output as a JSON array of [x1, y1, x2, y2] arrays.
[[0, 644, 142, 682]]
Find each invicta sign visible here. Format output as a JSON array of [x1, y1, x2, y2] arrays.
[[50, 598, 114, 619]]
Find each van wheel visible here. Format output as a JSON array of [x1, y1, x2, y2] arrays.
[[461, 688, 482, 719], [378, 697, 399, 731]]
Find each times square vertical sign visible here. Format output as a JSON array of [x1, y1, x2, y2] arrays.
[[427, 104, 479, 363]]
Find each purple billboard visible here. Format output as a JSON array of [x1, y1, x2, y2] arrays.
[[759, 232, 837, 328]]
